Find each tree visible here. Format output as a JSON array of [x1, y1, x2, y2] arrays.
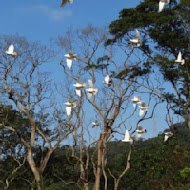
[[107, 0, 190, 130], [0, 105, 28, 190], [55, 24, 160, 190], [0, 35, 76, 190]]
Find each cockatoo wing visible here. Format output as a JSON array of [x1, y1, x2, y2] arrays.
[[105, 75, 110, 84], [137, 125, 143, 131], [66, 106, 72, 116], [133, 103, 137, 108], [177, 52, 182, 61], [134, 30, 140, 39], [136, 133, 142, 139], [124, 130, 130, 141], [9, 45, 14, 53], [139, 109, 145, 117], [66, 58, 72, 69], [164, 135, 169, 142], [75, 89, 81, 97], [159, 1, 165, 12], [88, 80, 93, 87]]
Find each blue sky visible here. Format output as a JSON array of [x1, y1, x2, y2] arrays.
[[1, 0, 181, 140], [0, 0, 140, 42]]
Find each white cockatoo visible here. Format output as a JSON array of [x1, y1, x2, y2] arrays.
[[6, 44, 17, 57], [64, 51, 77, 69], [64, 98, 77, 116], [129, 30, 141, 49], [136, 125, 147, 139], [164, 131, 173, 142], [103, 75, 112, 87], [92, 120, 100, 127], [131, 96, 142, 108], [139, 101, 149, 117], [158, 0, 170, 13], [175, 51, 185, 65], [86, 80, 98, 99], [122, 130, 133, 144], [73, 80, 86, 97]]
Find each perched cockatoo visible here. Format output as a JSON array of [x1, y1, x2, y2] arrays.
[[103, 75, 112, 87], [136, 125, 147, 139], [6, 44, 17, 57], [139, 101, 149, 117], [73, 80, 86, 97], [86, 80, 98, 99], [92, 120, 100, 128], [131, 96, 142, 108], [64, 51, 77, 69], [158, 0, 170, 13], [164, 131, 173, 142], [122, 130, 133, 144], [60, 0, 73, 7], [175, 51, 185, 65], [64, 98, 76, 116], [129, 30, 141, 49]]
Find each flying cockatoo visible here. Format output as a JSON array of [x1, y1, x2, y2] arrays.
[[129, 30, 141, 49], [139, 101, 149, 117], [86, 80, 98, 99], [6, 44, 17, 57], [92, 120, 100, 128], [60, 0, 73, 7], [136, 125, 147, 139], [131, 96, 142, 108], [64, 51, 77, 69], [103, 75, 112, 87], [122, 130, 133, 144], [64, 98, 77, 116], [164, 131, 173, 142], [158, 0, 170, 13], [73, 80, 86, 97], [175, 51, 185, 65]]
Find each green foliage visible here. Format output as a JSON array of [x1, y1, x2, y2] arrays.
[[107, 0, 190, 121], [180, 167, 190, 179]]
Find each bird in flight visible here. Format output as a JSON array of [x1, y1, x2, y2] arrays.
[[131, 95, 142, 108], [86, 80, 98, 99], [60, 0, 73, 7], [92, 120, 100, 128], [136, 125, 147, 139], [139, 101, 149, 117], [73, 80, 86, 97], [64, 51, 77, 69], [129, 30, 141, 49], [122, 130, 133, 144], [103, 75, 112, 87], [64, 98, 76, 116], [164, 131, 173, 142], [158, 0, 170, 12], [175, 51, 185, 65], [6, 44, 17, 57]]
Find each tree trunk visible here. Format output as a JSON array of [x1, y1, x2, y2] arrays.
[[93, 138, 103, 190], [27, 149, 44, 190], [84, 183, 89, 190]]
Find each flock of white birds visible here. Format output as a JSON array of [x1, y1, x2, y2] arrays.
[[122, 0, 185, 143], [62, 51, 173, 143], [7, 0, 184, 143]]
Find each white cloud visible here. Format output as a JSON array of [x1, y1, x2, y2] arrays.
[[19, 5, 72, 22]]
